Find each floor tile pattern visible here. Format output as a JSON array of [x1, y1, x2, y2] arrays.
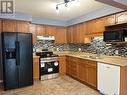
[[0, 76, 100, 95]]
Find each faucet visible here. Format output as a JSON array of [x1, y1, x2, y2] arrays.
[[97, 48, 100, 58]]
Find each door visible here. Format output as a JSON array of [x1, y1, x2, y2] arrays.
[[17, 33, 33, 87], [2, 32, 18, 90]]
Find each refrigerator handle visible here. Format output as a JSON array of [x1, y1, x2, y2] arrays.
[[15, 41, 20, 66]]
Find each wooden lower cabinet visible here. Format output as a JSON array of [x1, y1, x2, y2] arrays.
[[59, 56, 66, 75], [33, 57, 39, 80], [66, 56, 78, 78], [66, 56, 97, 89], [86, 60, 97, 88]]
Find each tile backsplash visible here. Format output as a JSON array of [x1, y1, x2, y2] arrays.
[[33, 38, 127, 57]]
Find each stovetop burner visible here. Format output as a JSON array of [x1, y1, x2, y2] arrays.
[[36, 51, 58, 58]]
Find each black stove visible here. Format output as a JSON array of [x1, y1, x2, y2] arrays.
[[36, 50, 59, 80]]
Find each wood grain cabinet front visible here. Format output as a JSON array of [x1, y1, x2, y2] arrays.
[[2, 19, 30, 33], [66, 56, 97, 89], [2, 19, 17, 32], [29, 24, 37, 44], [33, 57, 39, 80], [59, 56, 66, 75], [116, 11, 127, 24]]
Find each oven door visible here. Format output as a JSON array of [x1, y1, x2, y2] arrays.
[[40, 61, 59, 76]]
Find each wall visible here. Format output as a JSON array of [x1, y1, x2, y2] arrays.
[[34, 38, 127, 57]]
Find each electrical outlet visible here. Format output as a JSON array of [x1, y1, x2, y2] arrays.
[[78, 48, 81, 51], [56, 48, 59, 51], [115, 50, 119, 55]]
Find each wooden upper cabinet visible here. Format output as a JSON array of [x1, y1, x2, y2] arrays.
[[2, 19, 30, 33], [95, 18, 105, 33], [45, 25, 56, 36], [73, 25, 78, 43], [29, 24, 37, 44], [36, 25, 45, 36], [76, 23, 85, 43], [105, 15, 116, 26], [2, 19, 17, 32], [55, 26, 67, 43], [86, 20, 95, 35], [67, 26, 74, 43], [17, 21, 29, 33], [116, 11, 127, 24]]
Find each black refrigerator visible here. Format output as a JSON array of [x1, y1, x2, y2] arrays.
[[1, 32, 33, 90]]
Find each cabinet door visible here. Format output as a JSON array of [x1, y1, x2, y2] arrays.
[[73, 25, 77, 43], [77, 59, 87, 83], [17, 21, 29, 33], [45, 25, 56, 36], [95, 18, 105, 33], [29, 24, 37, 44], [116, 11, 127, 24], [36, 25, 45, 36], [98, 62, 120, 95], [68, 57, 78, 78], [33, 58, 39, 80], [2, 19, 17, 32], [86, 60, 97, 88], [59, 56, 66, 75], [86, 20, 95, 35], [67, 26, 74, 43], [105, 15, 116, 26], [55, 26, 67, 43], [76, 23, 85, 43]]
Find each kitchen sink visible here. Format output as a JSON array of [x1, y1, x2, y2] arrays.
[[81, 55, 104, 59]]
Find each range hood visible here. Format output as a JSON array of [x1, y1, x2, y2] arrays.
[[37, 36, 55, 41]]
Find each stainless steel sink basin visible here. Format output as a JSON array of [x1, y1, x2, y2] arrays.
[[81, 55, 103, 59]]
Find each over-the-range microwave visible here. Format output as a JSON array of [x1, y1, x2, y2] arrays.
[[103, 29, 127, 42]]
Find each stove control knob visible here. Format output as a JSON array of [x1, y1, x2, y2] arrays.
[[54, 62, 59, 66]]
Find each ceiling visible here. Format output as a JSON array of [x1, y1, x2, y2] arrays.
[[15, 0, 108, 21]]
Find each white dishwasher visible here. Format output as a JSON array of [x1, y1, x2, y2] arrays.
[[97, 62, 120, 95]]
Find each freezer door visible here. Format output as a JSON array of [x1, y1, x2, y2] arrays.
[[17, 33, 33, 87], [2, 32, 18, 90]]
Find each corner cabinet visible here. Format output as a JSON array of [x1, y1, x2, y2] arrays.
[[98, 62, 127, 95]]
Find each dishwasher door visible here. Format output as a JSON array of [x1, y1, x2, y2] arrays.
[[97, 62, 120, 95]]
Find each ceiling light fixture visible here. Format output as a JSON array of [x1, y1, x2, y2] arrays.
[[56, 0, 80, 13]]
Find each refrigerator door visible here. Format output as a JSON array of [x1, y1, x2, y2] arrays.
[[2, 32, 18, 90], [17, 33, 33, 87]]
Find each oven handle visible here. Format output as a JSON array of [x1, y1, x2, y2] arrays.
[[40, 60, 59, 63]]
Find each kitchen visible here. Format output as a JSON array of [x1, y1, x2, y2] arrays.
[[0, 0, 127, 95]]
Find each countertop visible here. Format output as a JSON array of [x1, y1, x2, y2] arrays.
[[54, 51, 127, 67], [33, 51, 127, 66]]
